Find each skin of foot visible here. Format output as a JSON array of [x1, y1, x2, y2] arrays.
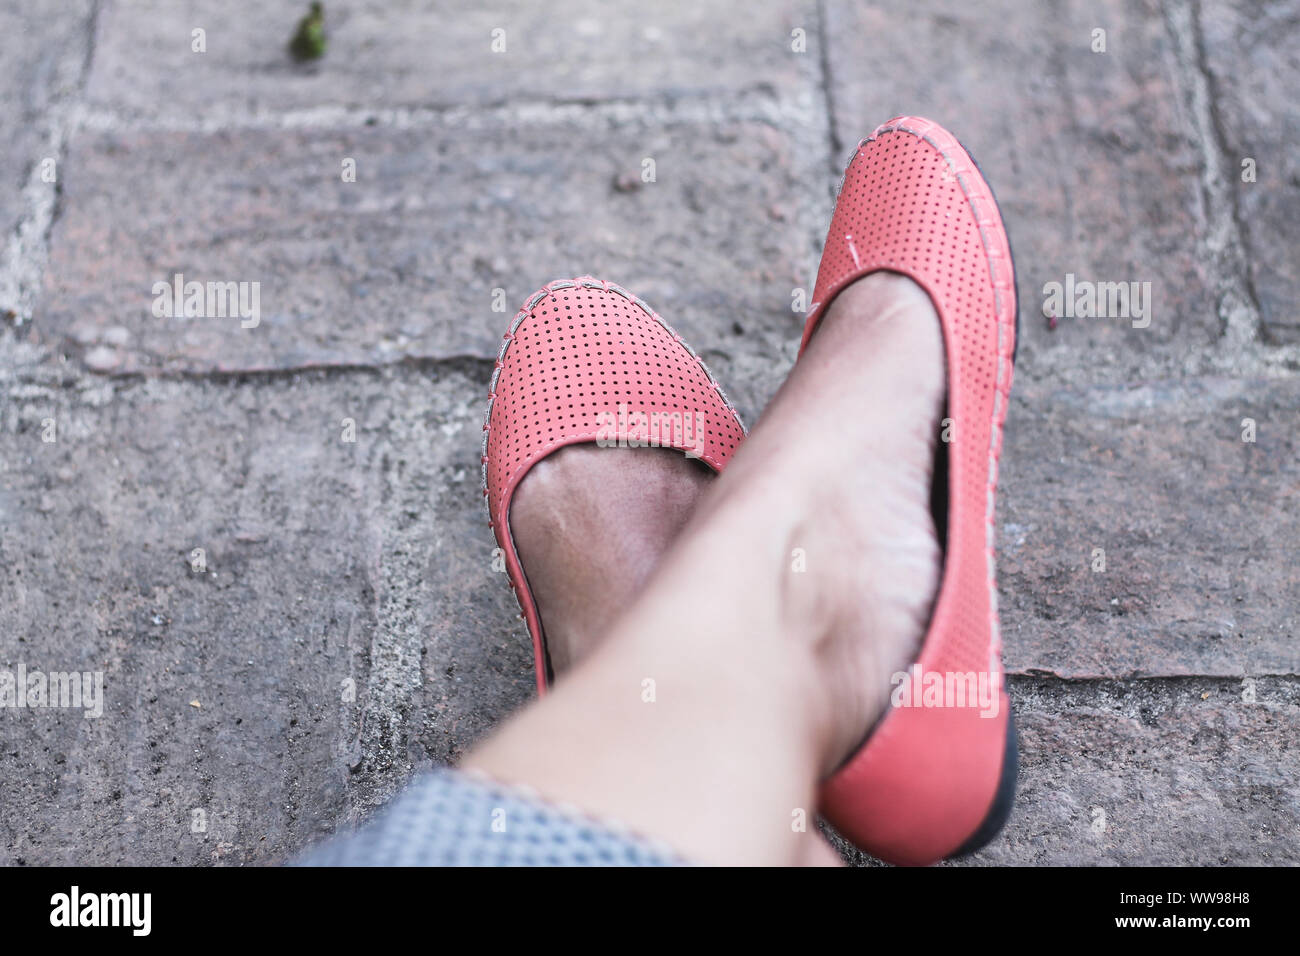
[[465, 271, 945, 864], [755, 270, 946, 774], [510, 443, 715, 675]]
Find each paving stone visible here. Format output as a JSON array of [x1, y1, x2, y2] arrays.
[[1198, 1, 1300, 345], [0, 1, 93, 267], [86, 0, 816, 118], [998, 378, 1300, 679], [824, 0, 1218, 384], [826, 677, 1300, 866], [969, 677, 1300, 865], [40, 117, 816, 421], [0, 360, 528, 863]]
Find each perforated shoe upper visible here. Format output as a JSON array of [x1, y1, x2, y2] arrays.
[[806, 117, 1018, 865], [483, 277, 745, 689]]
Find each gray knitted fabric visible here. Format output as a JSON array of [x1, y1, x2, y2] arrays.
[[298, 769, 684, 867]]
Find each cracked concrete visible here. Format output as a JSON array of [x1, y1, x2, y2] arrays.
[[1, 0, 1297, 865]]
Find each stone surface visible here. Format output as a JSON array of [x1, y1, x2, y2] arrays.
[[0, 360, 529, 864], [988, 676, 1300, 865], [998, 378, 1300, 679], [41, 117, 817, 422], [824, 0, 1220, 384], [0, 1, 94, 287], [2, 0, 1299, 868], [828, 676, 1300, 866], [86, 0, 817, 118], [1199, 1, 1300, 345]]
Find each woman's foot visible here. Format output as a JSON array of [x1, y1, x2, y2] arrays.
[[470, 121, 1015, 864], [701, 270, 946, 775], [510, 445, 714, 675], [465, 270, 946, 865], [809, 119, 1019, 864], [481, 276, 747, 691], [507, 272, 944, 735]]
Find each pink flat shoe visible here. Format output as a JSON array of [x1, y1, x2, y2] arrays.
[[803, 117, 1020, 865], [482, 277, 746, 691]]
